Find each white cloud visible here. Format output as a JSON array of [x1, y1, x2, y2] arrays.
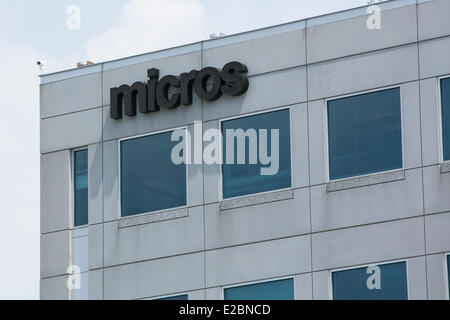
[[85, 0, 206, 62]]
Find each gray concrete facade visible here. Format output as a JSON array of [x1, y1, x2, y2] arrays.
[[40, 0, 450, 300]]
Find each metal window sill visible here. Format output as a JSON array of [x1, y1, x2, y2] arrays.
[[440, 162, 450, 174], [326, 170, 405, 193], [220, 189, 294, 211], [118, 208, 189, 229]]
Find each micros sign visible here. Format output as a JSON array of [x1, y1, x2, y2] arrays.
[[110, 61, 249, 119]]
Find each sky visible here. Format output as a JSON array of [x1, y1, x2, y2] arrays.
[[0, 0, 383, 299]]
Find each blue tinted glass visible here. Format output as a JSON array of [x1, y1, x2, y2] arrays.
[[441, 78, 450, 161], [74, 149, 88, 227], [224, 279, 294, 300], [221, 109, 291, 199], [120, 131, 186, 217], [158, 294, 188, 300], [328, 88, 402, 180], [332, 262, 408, 300]]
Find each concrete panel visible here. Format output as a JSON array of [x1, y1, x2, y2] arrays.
[[294, 273, 312, 300], [188, 290, 206, 300], [418, 0, 450, 41], [104, 207, 204, 267], [40, 72, 102, 119], [40, 275, 69, 300], [307, 5, 417, 64], [203, 29, 306, 76], [205, 188, 310, 250], [103, 252, 204, 299], [205, 235, 311, 288], [423, 165, 450, 214], [419, 36, 450, 79], [103, 52, 201, 106], [308, 100, 326, 185], [420, 78, 440, 166], [312, 271, 330, 300], [102, 97, 202, 141], [88, 269, 103, 300], [205, 287, 222, 300], [88, 143, 103, 225], [402, 81, 423, 169], [72, 232, 89, 273], [186, 124, 204, 207], [40, 107, 103, 154], [308, 44, 418, 101], [203, 120, 220, 205], [41, 230, 71, 279], [311, 169, 423, 232], [426, 253, 448, 300], [312, 217, 425, 271], [291, 103, 309, 188], [88, 224, 103, 270], [71, 272, 89, 300], [408, 256, 428, 300], [40, 151, 71, 234], [103, 140, 118, 222], [203, 67, 307, 121], [425, 212, 450, 254]]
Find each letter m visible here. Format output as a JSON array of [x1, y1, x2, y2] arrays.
[[110, 82, 147, 119]]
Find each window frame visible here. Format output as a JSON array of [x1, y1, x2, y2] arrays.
[[221, 276, 296, 300], [72, 147, 89, 229], [324, 85, 405, 183], [150, 292, 189, 300], [445, 252, 450, 300], [218, 106, 294, 201], [438, 75, 450, 164], [117, 126, 189, 219], [328, 259, 409, 300]]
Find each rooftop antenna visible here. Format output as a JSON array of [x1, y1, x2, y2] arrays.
[[77, 61, 95, 68], [209, 32, 226, 40], [36, 60, 47, 74]]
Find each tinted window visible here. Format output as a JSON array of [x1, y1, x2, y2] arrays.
[[332, 262, 408, 300], [328, 88, 402, 180], [224, 278, 294, 300], [441, 78, 450, 161], [221, 109, 291, 199], [120, 131, 186, 217], [74, 149, 88, 227]]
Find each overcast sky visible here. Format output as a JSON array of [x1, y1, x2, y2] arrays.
[[0, 0, 382, 299]]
